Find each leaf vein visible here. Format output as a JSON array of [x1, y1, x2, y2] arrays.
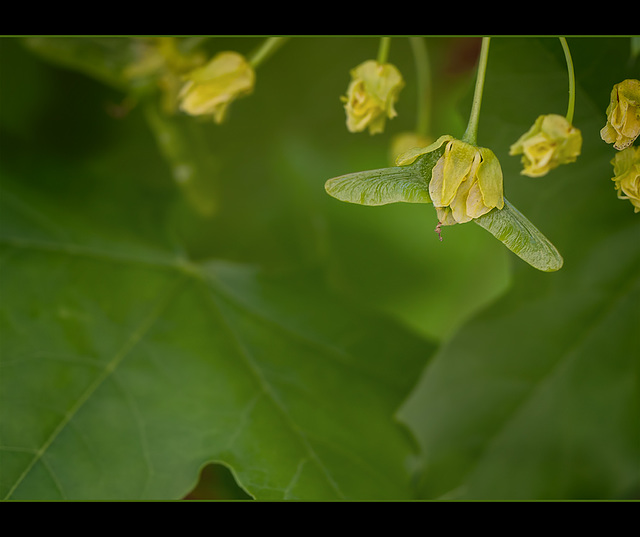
[[2, 274, 187, 500], [199, 282, 347, 499]]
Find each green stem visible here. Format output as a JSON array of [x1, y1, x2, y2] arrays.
[[462, 37, 491, 146], [377, 37, 391, 64], [409, 36, 431, 137], [249, 36, 289, 68], [559, 37, 575, 124], [143, 99, 219, 216]]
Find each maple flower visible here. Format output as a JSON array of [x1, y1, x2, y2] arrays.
[[178, 51, 255, 123], [611, 145, 640, 213], [341, 60, 404, 135], [509, 114, 582, 177], [397, 135, 505, 225], [431, 139, 504, 225], [600, 79, 640, 150]]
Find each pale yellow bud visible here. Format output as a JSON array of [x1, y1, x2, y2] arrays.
[[600, 79, 640, 150], [509, 114, 582, 177], [179, 51, 255, 123], [611, 146, 640, 213], [341, 60, 404, 135], [429, 139, 505, 225]]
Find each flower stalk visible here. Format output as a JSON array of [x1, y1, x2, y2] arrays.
[[559, 37, 575, 124], [377, 37, 392, 64], [248, 36, 289, 69], [462, 37, 491, 146]]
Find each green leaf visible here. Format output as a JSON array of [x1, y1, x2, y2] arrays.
[[4, 35, 636, 502], [0, 176, 435, 500], [398, 221, 640, 499]]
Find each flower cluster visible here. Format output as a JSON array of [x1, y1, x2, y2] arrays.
[[124, 38, 257, 123], [601, 78, 640, 212], [128, 38, 638, 226]]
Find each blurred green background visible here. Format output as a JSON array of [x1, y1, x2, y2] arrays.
[[1, 36, 638, 500], [0, 36, 510, 341]]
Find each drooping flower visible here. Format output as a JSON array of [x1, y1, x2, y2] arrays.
[[600, 79, 640, 150], [431, 139, 504, 225], [178, 51, 255, 123], [610, 145, 640, 213], [341, 60, 404, 135], [396, 135, 505, 225], [509, 114, 582, 177]]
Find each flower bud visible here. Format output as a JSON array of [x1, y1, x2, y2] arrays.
[[509, 114, 582, 177], [610, 146, 640, 213], [600, 79, 640, 150], [178, 51, 255, 123], [341, 60, 404, 135], [429, 139, 504, 225], [396, 135, 505, 225]]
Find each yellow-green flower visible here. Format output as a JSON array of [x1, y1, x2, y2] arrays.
[[600, 79, 640, 150], [178, 51, 255, 123], [509, 114, 582, 177], [397, 135, 504, 225], [341, 60, 404, 135], [611, 145, 640, 213], [432, 139, 504, 225]]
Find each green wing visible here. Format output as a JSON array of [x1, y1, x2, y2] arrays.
[[474, 199, 564, 272], [325, 150, 563, 273], [325, 166, 431, 206]]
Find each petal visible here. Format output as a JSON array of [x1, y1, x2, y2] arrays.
[[440, 141, 476, 206], [435, 206, 457, 226], [395, 134, 454, 166], [428, 153, 446, 207], [509, 115, 545, 155], [466, 181, 494, 219], [448, 175, 475, 223], [620, 106, 640, 139], [540, 114, 572, 140], [476, 148, 504, 209], [600, 122, 618, 145]]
